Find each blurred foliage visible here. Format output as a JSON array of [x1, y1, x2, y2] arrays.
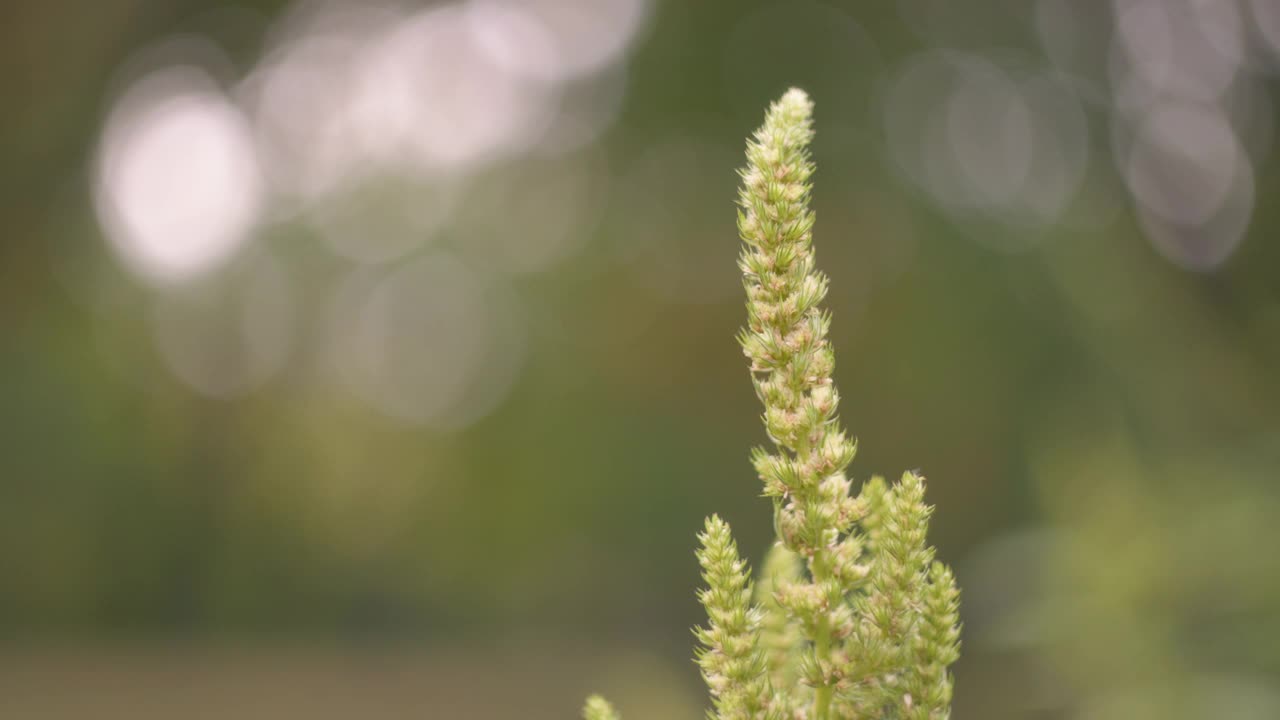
[[2, 0, 1279, 718]]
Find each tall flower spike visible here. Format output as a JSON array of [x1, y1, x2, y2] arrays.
[[694, 515, 775, 720], [738, 88, 863, 720]]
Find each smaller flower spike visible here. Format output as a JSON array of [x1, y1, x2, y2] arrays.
[[905, 562, 961, 720], [755, 542, 805, 698], [694, 515, 777, 720], [582, 695, 620, 720]]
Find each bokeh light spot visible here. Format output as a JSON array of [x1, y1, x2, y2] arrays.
[[1124, 103, 1254, 270], [150, 252, 295, 396], [95, 65, 263, 285], [329, 254, 526, 428]]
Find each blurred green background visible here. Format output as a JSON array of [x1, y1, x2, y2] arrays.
[[2, 0, 1279, 718]]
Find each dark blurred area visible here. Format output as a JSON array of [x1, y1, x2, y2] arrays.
[[2, 0, 1279, 718]]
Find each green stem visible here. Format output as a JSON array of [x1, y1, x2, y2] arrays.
[[812, 553, 834, 720]]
